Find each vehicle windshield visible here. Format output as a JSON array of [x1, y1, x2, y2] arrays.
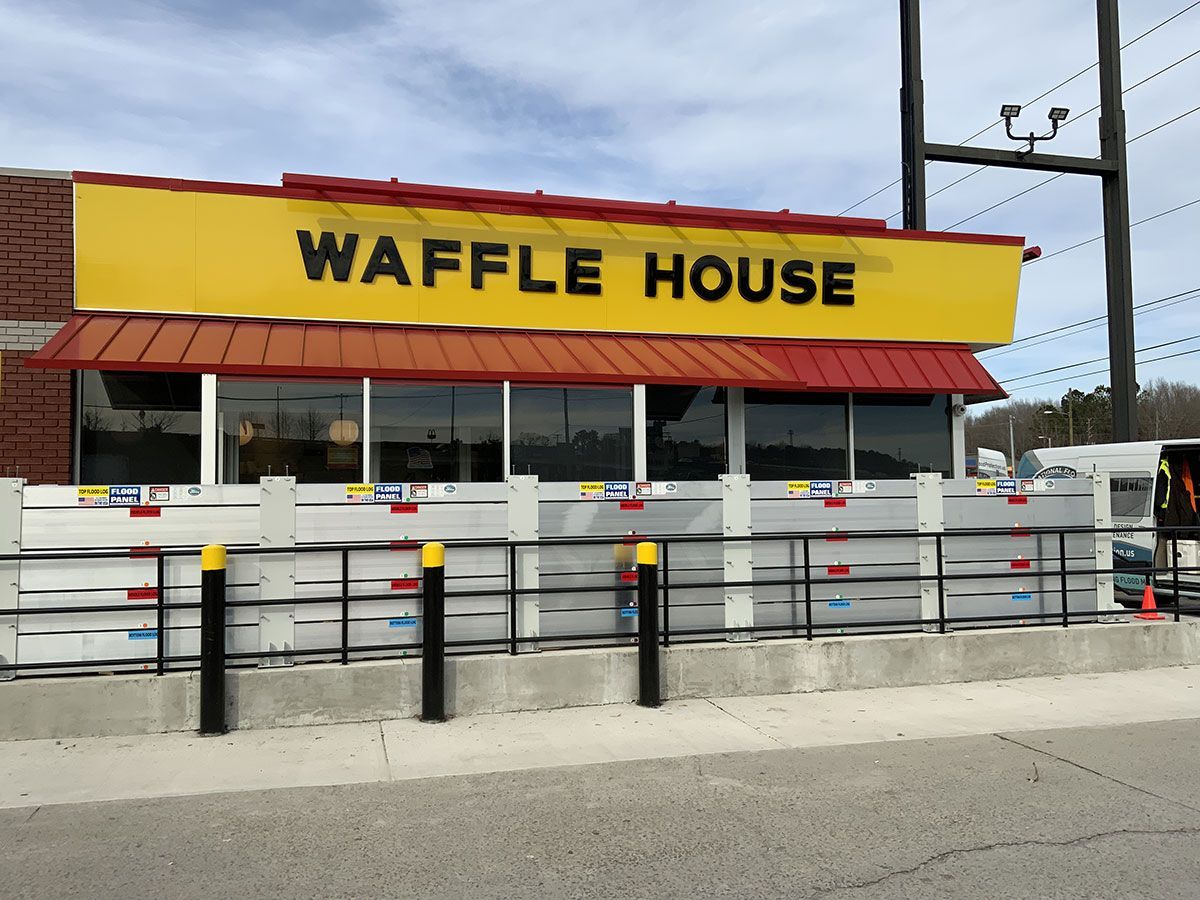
[[1015, 450, 1042, 478]]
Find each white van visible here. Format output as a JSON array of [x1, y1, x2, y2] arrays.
[[974, 447, 1009, 479], [1016, 439, 1200, 603]]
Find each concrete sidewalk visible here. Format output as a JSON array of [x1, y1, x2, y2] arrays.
[[3, 665, 1199, 809]]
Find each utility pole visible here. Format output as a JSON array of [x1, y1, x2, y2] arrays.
[[898, 0, 1137, 441], [1008, 414, 1015, 471]]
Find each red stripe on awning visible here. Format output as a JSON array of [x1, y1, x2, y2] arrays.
[[750, 339, 1004, 399], [27, 314, 797, 389], [27, 314, 1004, 398]]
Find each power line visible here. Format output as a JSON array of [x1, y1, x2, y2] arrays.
[[1001, 333, 1200, 383], [980, 286, 1200, 358], [836, 1, 1200, 216], [1024, 195, 1200, 265], [882, 47, 1200, 222], [944, 102, 1200, 231], [1007, 344, 1200, 394]]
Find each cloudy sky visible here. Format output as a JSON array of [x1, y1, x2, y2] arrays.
[[3, 0, 1198, 408]]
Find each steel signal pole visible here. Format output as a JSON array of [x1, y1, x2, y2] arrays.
[[898, 0, 1137, 441]]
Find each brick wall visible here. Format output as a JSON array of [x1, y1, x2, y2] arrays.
[[0, 170, 73, 484]]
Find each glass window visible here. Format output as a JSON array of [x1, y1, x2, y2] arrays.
[[853, 394, 951, 478], [647, 386, 726, 480], [79, 370, 201, 483], [371, 384, 503, 482], [510, 387, 632, 481], [218, 380, 363, 483], [1110, 473, 1153, 520], [745, 391, 848, 480]]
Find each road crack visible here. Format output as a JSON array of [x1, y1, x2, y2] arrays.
[[995, 732, 1200, 815], [813, 826, 1200, 896]]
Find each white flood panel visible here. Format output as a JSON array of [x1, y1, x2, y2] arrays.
[[941, 478, 1099, 627], [751, 480, 921, 635], [537, 481, 723, 646]]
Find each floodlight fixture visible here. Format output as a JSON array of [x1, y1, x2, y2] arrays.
[[1002, 103, 1065, 153]]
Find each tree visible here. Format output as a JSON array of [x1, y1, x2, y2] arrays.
[[966, 379, 1200, 467]]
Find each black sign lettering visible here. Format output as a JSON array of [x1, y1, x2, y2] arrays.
[[689, 255, 733, 302], [822, 261, 855, 305], [645, 252, 684, 299], [565, 247, 602, 295], [359, 235, 411, 285], [518, 244, 556, 293], [737, 257, 774, 302], [780, 259, 817, 304], [422, 238, 461, 287], [297, 230, 358, 282], [470, 241, 509, 290]]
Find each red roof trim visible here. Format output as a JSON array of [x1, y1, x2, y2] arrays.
[[71, 170, 1025, 247], [27, 313, 1005, 400]]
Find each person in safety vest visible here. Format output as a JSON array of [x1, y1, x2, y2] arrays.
[[1154, 456, 1199, 527]]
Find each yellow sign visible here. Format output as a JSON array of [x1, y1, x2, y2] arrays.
[[75, 182, 1022, 346], [76, 486, 109, 497], [344, 484, 374, 495]]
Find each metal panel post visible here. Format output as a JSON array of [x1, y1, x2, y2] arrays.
[[726, 387, 746, 475], [506, 475, 540, 651], [0, 478, 23, 681], [1097, 0, 1137, 442], [421, 542, 446, 723], [636, 541, 661, 708], [915, 473, 944, 632], [720, 473, 753, 640], [1090, 471, 1118, 615], [899, 0, 927, 230], [950, 394, 967, 479], [258, 476, 296, 667], [199, 544, 227, 735]]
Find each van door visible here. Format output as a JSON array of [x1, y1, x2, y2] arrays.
[[1109, 471, 1155, 596]]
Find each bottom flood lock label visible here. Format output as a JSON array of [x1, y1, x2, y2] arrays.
[[388, 618, 418, 628]]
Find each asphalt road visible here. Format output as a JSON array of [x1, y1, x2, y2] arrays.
[[5, 717, 1200, 899]]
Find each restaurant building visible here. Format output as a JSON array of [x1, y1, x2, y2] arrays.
[[0, 167, 1021, 487]]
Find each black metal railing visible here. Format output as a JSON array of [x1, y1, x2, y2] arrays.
[[2, 524, 1199, 685]]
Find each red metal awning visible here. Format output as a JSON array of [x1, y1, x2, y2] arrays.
[[27, 314, 1004, 399], [749, 339, 1004, 399]]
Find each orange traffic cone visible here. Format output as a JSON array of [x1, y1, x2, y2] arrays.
[[1134, 582, 1166, 621]]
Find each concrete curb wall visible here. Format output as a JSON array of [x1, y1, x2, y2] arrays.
[[3, 622, 1197, 740]]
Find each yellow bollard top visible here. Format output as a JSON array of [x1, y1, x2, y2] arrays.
[[422, 541, 445, 568], [636, 541, 658, 566], [201, 544, 227, 571]]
